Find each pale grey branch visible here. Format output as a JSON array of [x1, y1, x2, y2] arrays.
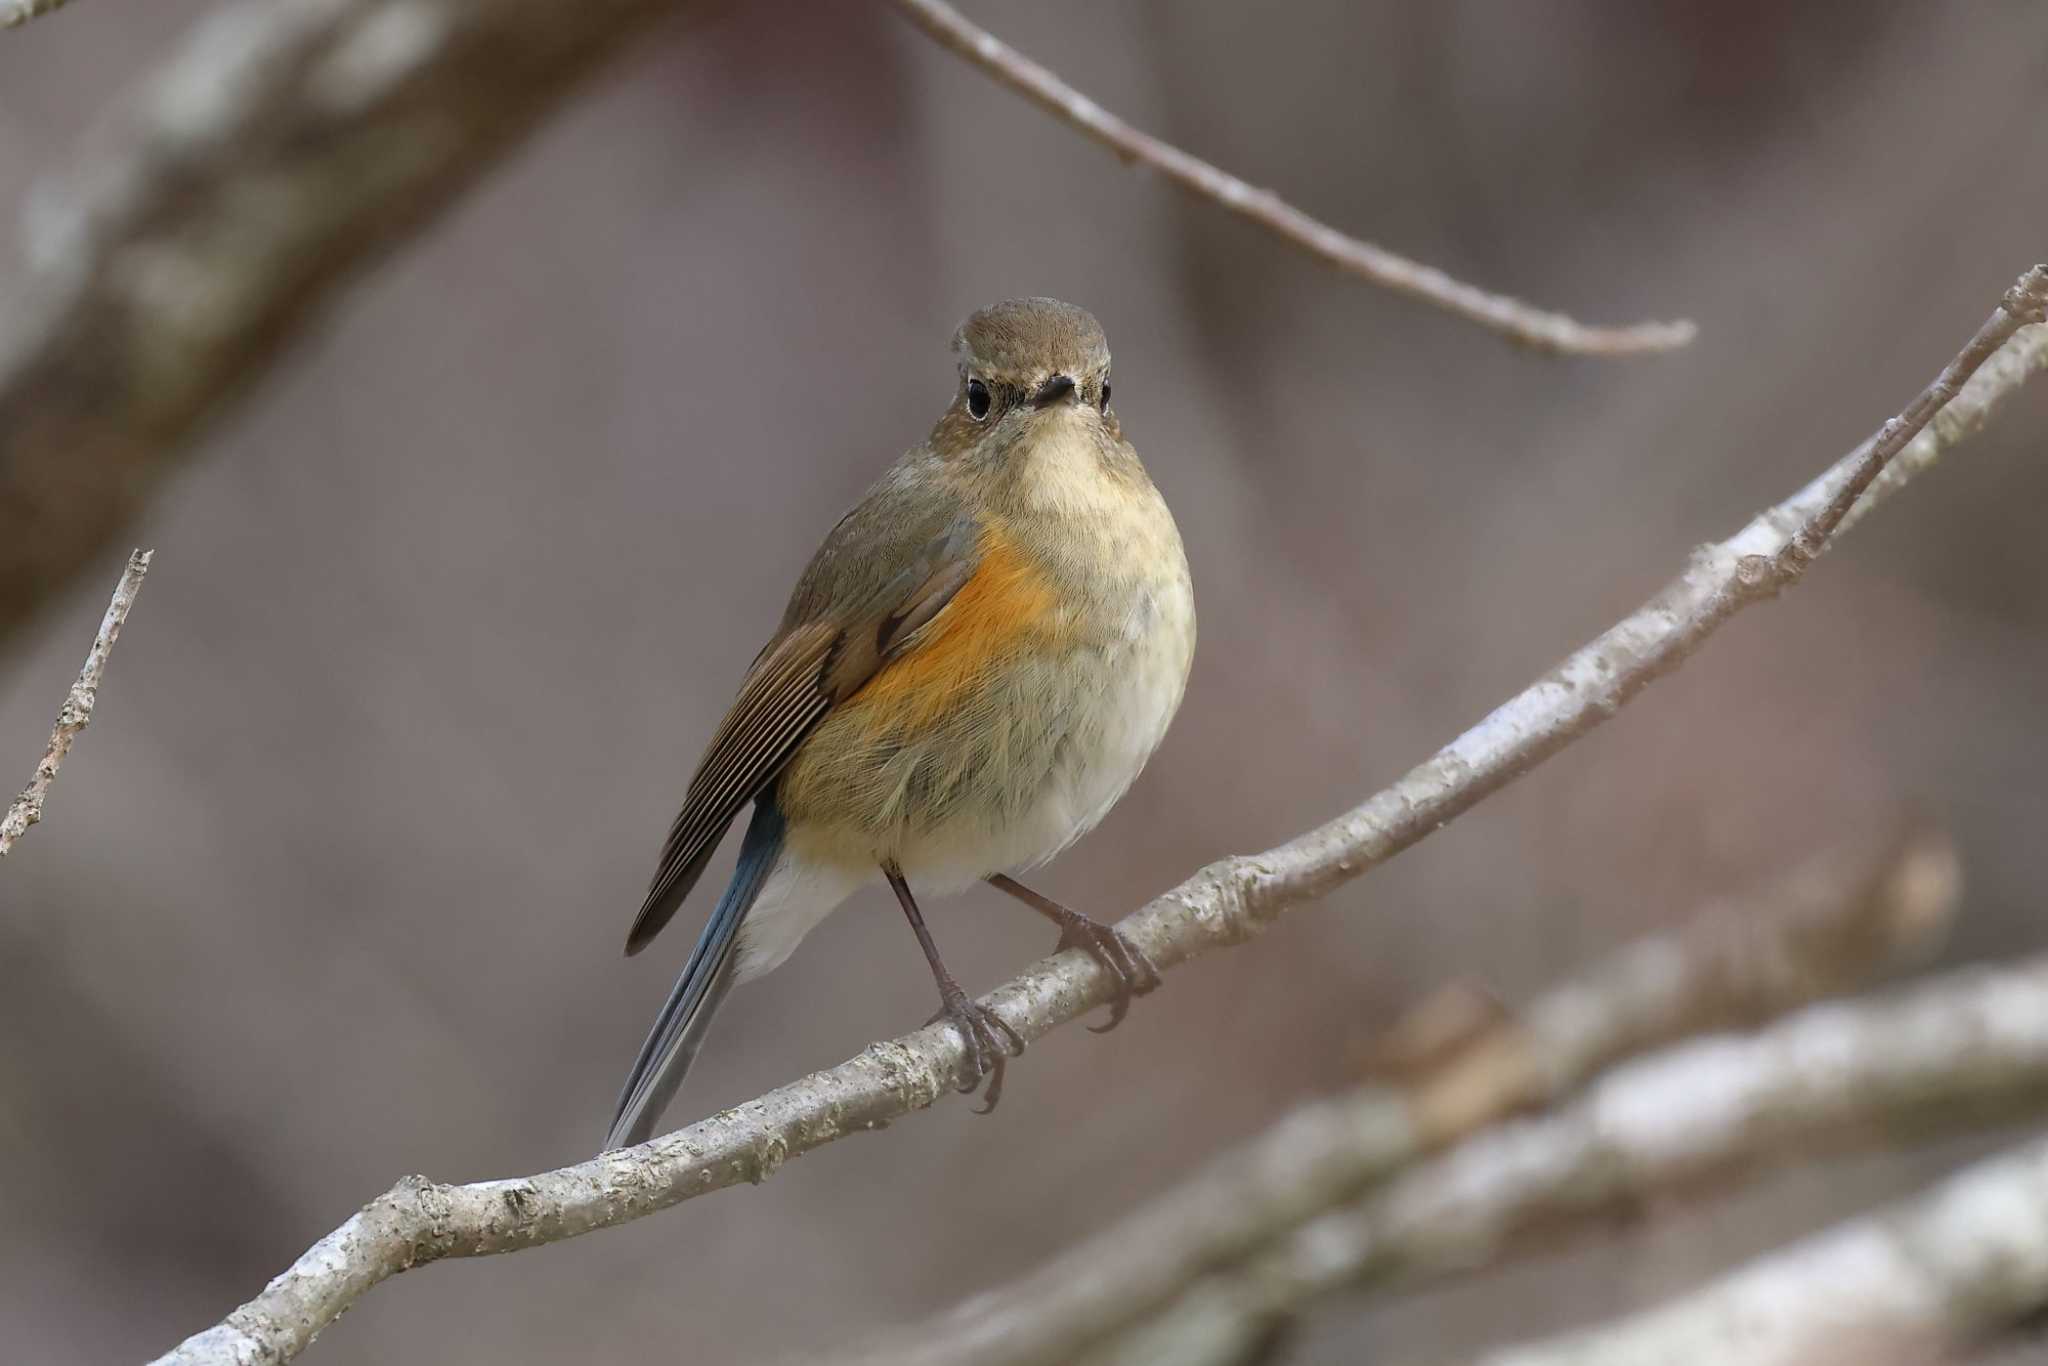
[[151, 270, 2048, 1366], [1102, 957, 2048, 1366], [1, 548, 149, 857], [1474, 1125, 2048, 1366], [892, 0, 1695, 356]]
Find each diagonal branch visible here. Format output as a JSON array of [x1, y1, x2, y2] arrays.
[[1474, 1125, 2048, 1366], [150, 268, 2047, 1366], [828, 827, 1960, 1366], [0, 0, 78, 29], [1, 548, 150, 857], [891, 0, 1696, 357]]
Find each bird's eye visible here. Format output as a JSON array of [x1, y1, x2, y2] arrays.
[[1100, 378, 1112, 413], [966, 378, 992, 421]]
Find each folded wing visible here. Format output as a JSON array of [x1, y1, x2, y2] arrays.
[[623, 513, 979, 954]]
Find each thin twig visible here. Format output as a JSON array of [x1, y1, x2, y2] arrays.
[[150, 271, 2046, 1366], [1780, 269, 2048, 569], [891, 0, 1696, 357], [1, 549, 150, 858], [1473, 1126, 2048, 1366], [0, 0, 76, 29], [827, 828, 1959, 1366]]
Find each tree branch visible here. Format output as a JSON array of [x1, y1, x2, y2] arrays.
[[1097, 954, 2048, 1366], [0, 0, 692, 649], [1472, 1128, 2048, 1366], [150, 270, 2047, 1366], [1, 548, 149, 857], [0, 0, 77, 30], [891, 0, 1696, 357], [826, 827, 1960, 1366]]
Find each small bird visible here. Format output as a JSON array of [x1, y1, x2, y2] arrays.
[[605, 299, 1195, 1150]]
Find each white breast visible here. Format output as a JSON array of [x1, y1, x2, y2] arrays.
[[993, 430, 1196, 877], [1040, 575, 1195, 849]]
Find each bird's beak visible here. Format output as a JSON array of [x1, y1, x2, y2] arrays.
[[1031, 373, 1077, 409]]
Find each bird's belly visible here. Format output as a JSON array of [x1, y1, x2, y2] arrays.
[[917, 621, 1189, 883], [781, 573, 1194, 891]]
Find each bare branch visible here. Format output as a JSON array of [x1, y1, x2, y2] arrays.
[[1, 548, 149, 857], [891, 0, 1696, 357], [1100, 955, 2048, 1366], [150, 271, 2046, 1366], [1472, 1128, 2048, 1366], [828, 828, 1960, 1366], [0, 0, 690, 648], [0, 0, 78, 30]]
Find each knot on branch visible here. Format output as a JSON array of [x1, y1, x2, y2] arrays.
[[1201, 854, 1274, 946], [2003, 266, 2048, 326], [1733, 552, 1785, 596], [56, 691, 95, 727], [749, 1132, 792, 1184], [380, 1174, 459, 1269]]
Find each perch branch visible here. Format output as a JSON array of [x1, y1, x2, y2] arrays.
[[1474, 1125, 2048, 1366], [1, 549, 149, 857], [151, 269, 2048, 1366], [891, 0, 1695, 357], [1098, 956, 2048, 1366], [0, 0, 77, 29], [827, 827, 1959, 1366], [0, 0, 691, 648]]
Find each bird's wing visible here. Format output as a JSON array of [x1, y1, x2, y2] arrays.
[[623, 509, 978, 954]]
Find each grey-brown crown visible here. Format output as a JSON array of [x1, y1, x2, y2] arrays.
[[952, 298, 1111, 382]]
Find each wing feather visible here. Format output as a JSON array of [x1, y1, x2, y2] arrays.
[[623, 514, 979, 955]]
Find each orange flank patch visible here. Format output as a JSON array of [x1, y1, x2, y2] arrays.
[[849, 527, 1058, 734]]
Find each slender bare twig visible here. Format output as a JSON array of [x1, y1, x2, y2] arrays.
[[824, 829, 1959, 1366], [149, 271, 2046, 1366], [0, 0, 692, 647], [1096, 957, 2048, 1366], [1471, 1127, 2048, 1366], [0, 0, 77, 29], [1, 549, 149, 858], [891, 0, 1695, 357]]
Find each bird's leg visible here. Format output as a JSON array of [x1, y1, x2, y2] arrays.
[[885, 862, 1023, 1112], [986, 873, 1161, 1033]]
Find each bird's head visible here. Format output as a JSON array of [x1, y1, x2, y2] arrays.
[[936, 298, 1115, 457]]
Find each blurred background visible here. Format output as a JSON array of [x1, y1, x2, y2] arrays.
[[2, 2, 2046, 1361]]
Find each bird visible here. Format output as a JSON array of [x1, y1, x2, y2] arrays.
[[605, 298, 1196, 1151]]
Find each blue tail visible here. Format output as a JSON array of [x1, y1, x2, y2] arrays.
[[604, 798, 785, 1150]]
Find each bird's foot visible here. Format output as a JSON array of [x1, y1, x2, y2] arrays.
[[928, 988, 1025, 1113], [1052, 912, 1162, 1033]]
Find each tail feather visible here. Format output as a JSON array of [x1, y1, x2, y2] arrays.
[[604, 798, 786, 1150]]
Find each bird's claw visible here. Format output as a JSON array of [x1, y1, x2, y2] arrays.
[[1055, 917, 1162, 1033], [928, 991, 1025, 1112]]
